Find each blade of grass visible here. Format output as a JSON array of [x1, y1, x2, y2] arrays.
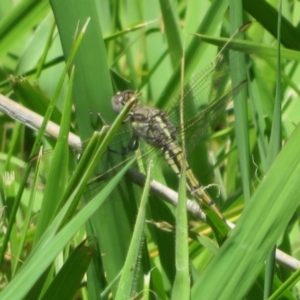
[[0, 0, 50, 59], [0, 19, 89, 263], [264, 3, 283, 299], [0, 157, 135, 300], [40, 240, 94, 300], [268, 267, 300, 300], [191, 122, 300, 299], [115, 160, 152, 300], [23, 66, 76, 298], [2, 90, 138, 297], [49, 4, 127, 295], [229, 4, 251, 202], [156, 0, 229, 108], [242, 0, 300, 50], [34, 65, 75, 242], [33, 21, 56, 80], [247, 71, 268, 171], [159, 0, 183, 68], [50, 0, 115, 135], [171, 157, 190, 300], [12, 147, 43, 276]]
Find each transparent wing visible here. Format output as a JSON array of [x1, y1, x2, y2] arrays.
[[86, 40, 248, 194], [23, 35, 248, 199]]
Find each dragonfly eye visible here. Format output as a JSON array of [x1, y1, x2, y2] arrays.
[[111, 90, 137, 114]]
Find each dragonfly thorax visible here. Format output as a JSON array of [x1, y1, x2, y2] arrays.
[[112, 90, 178, 149], [130, 106, 177, 149]]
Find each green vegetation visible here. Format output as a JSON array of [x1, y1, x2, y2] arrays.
[[1, 0, 300, 299]]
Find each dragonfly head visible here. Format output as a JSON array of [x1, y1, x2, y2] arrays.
[[111, 90, 139, 114]]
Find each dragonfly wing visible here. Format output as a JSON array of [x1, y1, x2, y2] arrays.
[[167, 49, 247, 155]]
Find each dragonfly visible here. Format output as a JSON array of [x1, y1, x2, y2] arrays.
[[111, 90, 227, 220], [0, 30, 247, 244], [102, 31, 248, 243], [109, 83, 243, 236]]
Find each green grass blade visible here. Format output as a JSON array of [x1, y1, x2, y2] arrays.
[[0, 0, 50, 59], [34, 66, 75, 241], [157, 0, 229, 107], [171, 158, 190, 300], [195, 34, 300, 61], [264, 5, 283, 299], [115, 160, 152, 300], [50, 0, 114, 135], [242, 0, 300, 50], [269, 267, 300, 300], [3, 1, 300, 298], [11, 147, 43, 276], [192, 123, 300, 299], [247, 73, 268, 171], [229, 2, 251, 203], [159, 0, 183, 67], [0, 157, 135, 300], [40, 240, 93, 300]]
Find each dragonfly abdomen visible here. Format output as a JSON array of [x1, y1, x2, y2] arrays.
[[163, 142, 222, 214], [161, 140, 225, 221], [130, 104, 224, 220]]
